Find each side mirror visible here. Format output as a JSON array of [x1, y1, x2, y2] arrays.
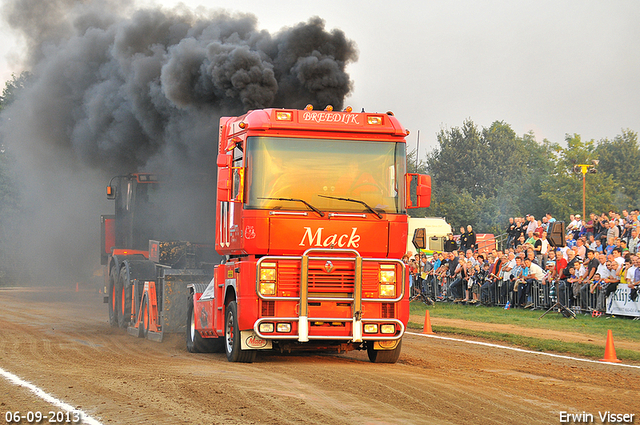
[[217, 154, 232, 202], [405, 174, 431, 209]]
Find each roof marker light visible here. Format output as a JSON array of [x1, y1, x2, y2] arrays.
[[367, 116, 383, 125], [344, 106, 353, 113], [276, 111, 293, 121], [325, 105, 333, 111], [305, 104, 313, 111]]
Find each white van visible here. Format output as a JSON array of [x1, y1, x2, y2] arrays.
[[406, 217, 452, 255]]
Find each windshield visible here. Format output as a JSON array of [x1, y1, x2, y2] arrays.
[[245, 136, 406, 214]]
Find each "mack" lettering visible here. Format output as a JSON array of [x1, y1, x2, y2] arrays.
[[299, 227, 361, 248]]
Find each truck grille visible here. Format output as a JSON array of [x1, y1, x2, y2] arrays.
[[276, 260, 379, 296]]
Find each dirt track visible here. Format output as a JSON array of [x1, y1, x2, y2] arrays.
[[1, 287, 639, 424]]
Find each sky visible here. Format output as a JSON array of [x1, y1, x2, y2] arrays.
[[1, 0, 638, 160]]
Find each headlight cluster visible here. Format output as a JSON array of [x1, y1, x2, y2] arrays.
[[259, 262, 277, 295], [259, 322, 291, 333], [379, 264, 396, 298], [363, 323, 396, 334]]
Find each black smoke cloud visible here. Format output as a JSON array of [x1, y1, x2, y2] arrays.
[[4, 0, 357, 172], [0, 0, 358, 284]]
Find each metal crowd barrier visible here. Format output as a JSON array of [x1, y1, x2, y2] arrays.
[[410, 274, 609, 315]]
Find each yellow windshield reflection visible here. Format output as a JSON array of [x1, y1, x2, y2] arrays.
[[246, 137, 406, 214]]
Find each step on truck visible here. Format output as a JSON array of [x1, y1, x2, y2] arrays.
[[101, 105, 431, 363]]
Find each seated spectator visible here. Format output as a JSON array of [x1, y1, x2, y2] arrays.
[[594, 238, 603, 253], [594, 259, 622, 314], [519, 258, 544, 308]]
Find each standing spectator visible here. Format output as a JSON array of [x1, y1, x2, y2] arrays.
[[596, 220, 609, 245], [558, 249, 579, 306], [501, 252, 516, 303], [506, 217, 517, 248], [629, 230, 640, 255], [532, 233, 543, 264], [574, 237, 586, 260], [515, 218, 526, 246], [459, 226, 468, 252], [510, 257, 525, 307], [540, 231, 550, 267], [545, 213, 556, 224], [526, 215, 538, 236], [467, 225, 476, 252], [607, 220, 620, 242], [583, 213, 595, 236], [444, 233, 457, 252], [611, 247, 624, 271], [627, 256, 640, 302]]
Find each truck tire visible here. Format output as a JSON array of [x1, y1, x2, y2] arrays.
[[107, 265, 119, 327], [139, 294, 149, 338], [117, 265, 131, 328], [367, 339, 402, 364], [224, 301, 256, 363]]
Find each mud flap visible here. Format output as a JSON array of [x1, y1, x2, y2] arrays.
[[240, 330, 273, 350], [153, 269, 212, 342]]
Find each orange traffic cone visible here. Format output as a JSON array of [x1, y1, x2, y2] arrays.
[[599, 329, 621, 363], [422, 310, 434, 334]]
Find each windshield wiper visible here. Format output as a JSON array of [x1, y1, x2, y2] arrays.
[[258, 197, 324, 217], [317, 195, 383, 219]]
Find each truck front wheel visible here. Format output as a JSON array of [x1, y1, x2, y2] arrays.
[[107, 265, 119, 327], [224, 301, 256, 363], [367, 339, 402, 363], [117, 266, 131, 328]]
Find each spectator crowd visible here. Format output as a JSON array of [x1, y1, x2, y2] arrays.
[[404, 210, 640, 317]]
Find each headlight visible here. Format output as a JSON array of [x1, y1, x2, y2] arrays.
[[380, 324, 395, 334], [276, 323, 291, 333], [364, 324, 378, 333], [379, 265, 396, 283], [259, 282, 276, 295], [379, 284, 395, 298], [259, 262, 277, 295], [260, 268, 276, 281], [259, 322, 274, 333]]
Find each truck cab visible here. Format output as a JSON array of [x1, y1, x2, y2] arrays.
[[188, 106, 431, 362]]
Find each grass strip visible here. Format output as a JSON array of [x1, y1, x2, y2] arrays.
[[410, 301, 640, 341], [408, 321, 640, 362]]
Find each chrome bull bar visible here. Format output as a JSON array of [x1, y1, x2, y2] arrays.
[[255, 248, 406, 343]]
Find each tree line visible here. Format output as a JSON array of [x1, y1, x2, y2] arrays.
[[1, 73, 638, 280], [409, 119, 639, 236]]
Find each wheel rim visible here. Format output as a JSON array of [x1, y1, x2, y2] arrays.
[[111, 284, 116, 313], [144, 301, 149, 331], [225, 312, 234, 354], [121, 284, 125, 316], [190, 310, 196, 342]]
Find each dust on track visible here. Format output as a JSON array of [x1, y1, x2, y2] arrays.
[[0, 287, 638, 424]]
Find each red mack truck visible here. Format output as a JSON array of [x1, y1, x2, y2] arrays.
[[101, 105, 431, 363]]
